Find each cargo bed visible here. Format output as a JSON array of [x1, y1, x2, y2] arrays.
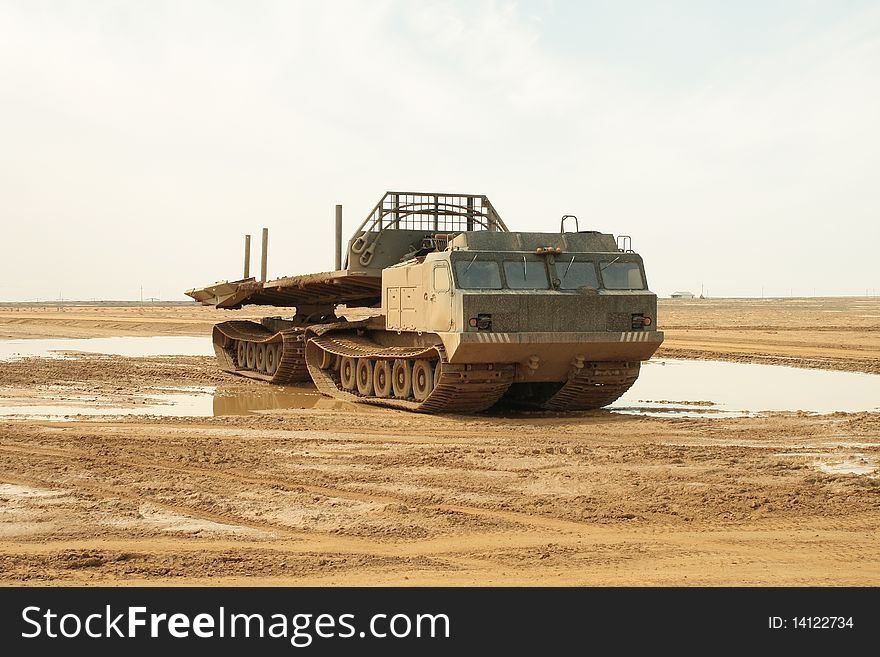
[[185, 270, 381, 309]]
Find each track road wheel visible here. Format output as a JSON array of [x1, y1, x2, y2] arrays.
[[373, 360, 392, 398], [340, 356, 357, 391], [412, 359, 434, 402], [255, 343, 267, 372], [319, 349, 336, 370], [265, 344, 279, 375], [392, 360, 413, 399], [245, 342, 256, 369], [356, 358, 374, 396], [236, 341, 247, 368]]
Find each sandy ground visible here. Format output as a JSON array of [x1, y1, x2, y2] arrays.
[[0, 299, 878, 586], [658, 296, 880, 374], [0, 304, 270, 340]]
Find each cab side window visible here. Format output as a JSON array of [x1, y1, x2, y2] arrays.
[[453, 260, 503, 289], [433, 264, 451, 292], [600, 261, 645, 290]]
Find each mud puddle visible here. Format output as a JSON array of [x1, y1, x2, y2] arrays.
[[770, 452, 878, 479], [0, 336, 214, 360], [212, 388, 374, 414], [812, 458, 877, 476], [611, 359, 878, 417], [0, 388, 216, 418], [0, 385, 371, 419], [0, 349, 876, 419]]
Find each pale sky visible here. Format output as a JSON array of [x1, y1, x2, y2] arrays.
[[1, 0, 878, 301]]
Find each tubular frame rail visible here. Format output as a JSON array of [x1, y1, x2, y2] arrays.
[[353, 192, 508, 236]]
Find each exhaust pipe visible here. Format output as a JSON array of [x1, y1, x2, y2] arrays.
[[243, 234, 251, 279], [335, 204, 343, 270], [260, 227, 268, 283]]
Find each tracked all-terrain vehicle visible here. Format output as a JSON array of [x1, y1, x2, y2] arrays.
[[186, 192, 663, 413]]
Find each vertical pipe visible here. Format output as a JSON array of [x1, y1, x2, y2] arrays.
[[260, 227, 268, 283], [335, 205, 343, 271], [243, 234, 251, 279]]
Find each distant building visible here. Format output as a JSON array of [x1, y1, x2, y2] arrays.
[[670, 291, 695, 299]]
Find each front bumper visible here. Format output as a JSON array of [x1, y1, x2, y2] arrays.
[[439, 330, 664, 381]]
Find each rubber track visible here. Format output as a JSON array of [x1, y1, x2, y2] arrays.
[[305, 324, 515, 414], [540, 361, 641, 411], [212, 320, 309, 384]]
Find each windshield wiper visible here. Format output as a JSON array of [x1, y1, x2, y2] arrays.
[[562, 256, 575, 281], [464, 254, 478, 273], [599, 255, 621, 271]]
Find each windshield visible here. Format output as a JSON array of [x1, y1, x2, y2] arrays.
[[555, 258, 599, 290], [452, 254, 646, 291], [600, 261, 645, 290], [453, 258, 503, 289], [503, 258, 549, 289]]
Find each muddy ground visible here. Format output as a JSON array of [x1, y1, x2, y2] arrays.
[[0, 298, 878, 585]]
